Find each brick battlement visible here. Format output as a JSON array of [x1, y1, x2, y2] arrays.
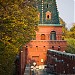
[[27, 40, 67, 51]]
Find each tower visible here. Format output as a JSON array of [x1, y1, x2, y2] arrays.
[[25, 0, 67, 65]]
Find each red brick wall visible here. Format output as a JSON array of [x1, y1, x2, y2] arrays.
[[36, 26, 63, 40], [25, 26, 67, 65]]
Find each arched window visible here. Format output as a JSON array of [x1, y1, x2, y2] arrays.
[[47, 15, 49, 19], [47, 4, 48, 8], [50, 31, 56, 40], [46, 11, 51, 20], [41, 34, 45, 40]]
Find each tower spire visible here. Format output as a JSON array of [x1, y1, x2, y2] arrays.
[[37, 0, 60, 24]]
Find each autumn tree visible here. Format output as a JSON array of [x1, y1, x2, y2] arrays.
[[70, 23, 75, 39], [59, 17, 68, 39], [64, 23, 75, 54], [65, 38, 75, 54], [0, 0, 38, 75]]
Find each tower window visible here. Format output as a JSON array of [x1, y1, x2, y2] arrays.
[[41, 34, 45, 40], [47, 15, 49, 19], [50, 31, 56, 40], [47, 4, 48, 8], [46, 11, 51, 20]]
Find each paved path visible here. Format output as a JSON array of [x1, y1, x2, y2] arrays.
[[24, 65, 55, 75], [31, 69, 55, 75], [24, 64, 31, 75], [31, 66, 55, 75]]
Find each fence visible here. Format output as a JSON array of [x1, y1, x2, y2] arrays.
[[47, 49, 75, 74]]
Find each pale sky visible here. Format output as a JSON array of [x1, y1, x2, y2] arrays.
[[56, 0, 75, 29]]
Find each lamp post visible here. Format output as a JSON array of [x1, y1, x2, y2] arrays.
[[33, 62, 36, 74], [33, 62, 36, 67]]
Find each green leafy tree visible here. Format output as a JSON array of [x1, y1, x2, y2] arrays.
[[65, 23, 75, 54], [65, 38, 75, 54], [0, 0, 38, 75], [70, 23, 75, 39], [59, 17, 68, 39]]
